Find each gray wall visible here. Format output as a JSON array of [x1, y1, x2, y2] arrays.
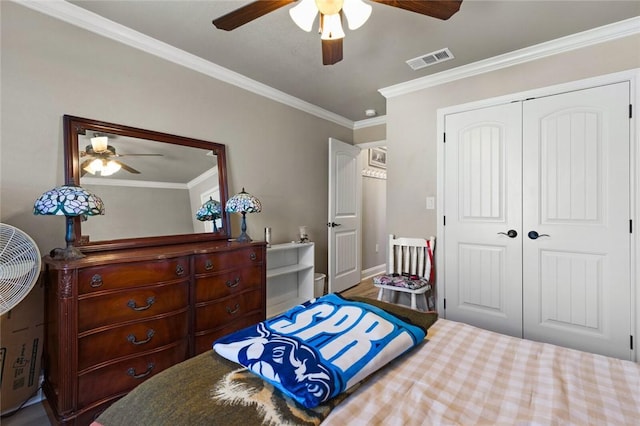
[[1, 2, 353, 275]]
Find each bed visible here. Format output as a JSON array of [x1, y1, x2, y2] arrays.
[[93, 295, 640, 426]]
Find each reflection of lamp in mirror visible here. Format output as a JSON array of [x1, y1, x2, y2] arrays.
[[34, 184, 105, 260], [225, 188, 262, 243], [90, 135, 109, 152], [196, 197, 222, 232], [83, 158, 122, 176]]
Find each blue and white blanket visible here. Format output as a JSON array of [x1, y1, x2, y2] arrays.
[[213, 294, 426, 408]]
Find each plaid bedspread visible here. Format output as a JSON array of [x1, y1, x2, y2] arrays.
[[325, 319, 640, 425]]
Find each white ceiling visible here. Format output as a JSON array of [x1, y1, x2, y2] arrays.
[[57, 1, 640, 121]]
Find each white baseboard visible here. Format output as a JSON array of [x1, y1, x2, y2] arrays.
[[362, 264, 385, 280]]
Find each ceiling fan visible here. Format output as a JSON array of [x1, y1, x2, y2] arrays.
[[212, 0, 462, 65], [79, 135, 163, 177]]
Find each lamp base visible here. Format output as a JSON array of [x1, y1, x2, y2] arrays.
[[50, 246, 86, 261], [236, 231, 252, 243]]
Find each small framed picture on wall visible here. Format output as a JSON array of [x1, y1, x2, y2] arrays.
[[369, 147, 387, 169]]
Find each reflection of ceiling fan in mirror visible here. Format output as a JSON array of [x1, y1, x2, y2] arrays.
[[212, 0, 462, 65], [80, 134, 163, 177]]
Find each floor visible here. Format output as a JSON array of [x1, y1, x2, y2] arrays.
[[0, 278, 378, 426], [1, 401, 50, 426]]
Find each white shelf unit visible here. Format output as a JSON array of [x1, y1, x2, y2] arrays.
[[266, 242, 314, 317]]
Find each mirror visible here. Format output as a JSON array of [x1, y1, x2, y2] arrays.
[[64, 115, 230, 252]]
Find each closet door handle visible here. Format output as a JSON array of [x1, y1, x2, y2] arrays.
[[327, 222, 341, 228], [497, 230, 518, 238], [528, 231, 550, 240]]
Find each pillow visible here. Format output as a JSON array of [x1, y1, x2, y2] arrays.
[[213, 293, 433, 409]]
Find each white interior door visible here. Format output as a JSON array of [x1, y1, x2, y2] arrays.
[[522, 82, 631, 359], [328, 138, 361, 293], [443, 103, 524, 337]]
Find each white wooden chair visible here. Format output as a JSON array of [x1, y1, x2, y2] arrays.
[[373, 235, 435, 311]]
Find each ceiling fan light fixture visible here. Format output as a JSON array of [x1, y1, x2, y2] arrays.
[[90, 135, 109, 153], [101, 160, 122, 176], [342, 0, 371, 30], [83, 158, 102, 175], [316, 0, 343, 15], [320, 13, 345, 40], [289, 0, 318, 32]]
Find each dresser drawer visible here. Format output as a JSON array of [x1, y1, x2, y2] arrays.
[[193, 247, 263, 274], [78, 341, 188, 407], [195, 264, 262, 303], [195, 312, 264, 354], [78, 281, 189, 332], [195, 290, 263, 332], [78, 257, 190, 294], [78, 311, 189, 371]]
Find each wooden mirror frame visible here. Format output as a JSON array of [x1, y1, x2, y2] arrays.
[[64, 115, 230, 252]]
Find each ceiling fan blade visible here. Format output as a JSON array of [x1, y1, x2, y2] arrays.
[[117, 161, 141, 174], [79, 159, 91, 177], [371, 0, 462, 20], [322, 38, 343, 66], [213, 0, 296, 31]]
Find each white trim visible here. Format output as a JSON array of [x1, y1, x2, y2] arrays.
[[15, 0, 354, 129], [82, 177, 186, 189], [355, 139, 386, 149], [353, 115, 386, 130], [381, 17, 640, 99], [436, 68, 639, 361], [361, 264, 385, 280]]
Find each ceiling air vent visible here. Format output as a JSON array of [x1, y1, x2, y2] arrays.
[[406, 48, 454, 71]]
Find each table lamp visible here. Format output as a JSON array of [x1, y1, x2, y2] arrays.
[[225, 188, 261, 242], [34, 184, 104, 260]]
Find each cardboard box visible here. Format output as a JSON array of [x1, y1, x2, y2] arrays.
[[0, 282, 44, 413]]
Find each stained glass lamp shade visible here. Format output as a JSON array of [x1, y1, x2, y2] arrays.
[[196, 197, 222, 232], [225, 188, 261, 242], [34, 185, 105, 260]]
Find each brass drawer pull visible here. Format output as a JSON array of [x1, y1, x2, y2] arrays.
[[226, 303, 240, 315], [127, 329, 155, 345], [127, 363, 155, 380], [175, 264, 185, 276], [226, 277, 240, 288], [249, 252, 257, 261], [127, 296, 155, 311], [205, 260, 214, 271], [90, 274, 103, 288]]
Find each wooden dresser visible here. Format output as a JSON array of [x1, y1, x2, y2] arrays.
[[42, 240, 266, 425]]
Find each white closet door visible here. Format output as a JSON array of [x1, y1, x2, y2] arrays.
[[522, 82, 631, 359], [443, 103, 524, 338]]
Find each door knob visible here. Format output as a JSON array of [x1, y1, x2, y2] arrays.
[[528, 231, 550, 240], [497, 229, 518, 238], [327, 222, 342, 228]]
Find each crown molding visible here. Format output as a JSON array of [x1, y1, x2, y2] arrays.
[[379, 16, 640, 99], [353, 115, 386, 129], [15, 0, 355, 129]]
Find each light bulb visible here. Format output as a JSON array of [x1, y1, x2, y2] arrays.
[[316, 0, 344, 15], [320, 13, 345, 40]]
